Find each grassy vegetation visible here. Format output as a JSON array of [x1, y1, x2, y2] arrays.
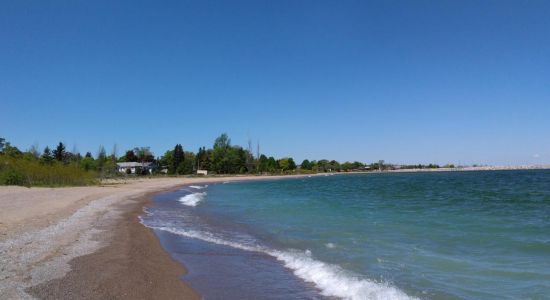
[[0, 156, 97, 187]]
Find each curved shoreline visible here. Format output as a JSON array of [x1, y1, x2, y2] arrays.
[[26, 190, 200, 299], [0, 175, 321, 299]]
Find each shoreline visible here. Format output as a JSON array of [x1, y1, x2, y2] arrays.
[[338, 165, 550, 175], [0, 174, 322, 299], [385, 164, 550, 173], [26, 190, 200, 299]]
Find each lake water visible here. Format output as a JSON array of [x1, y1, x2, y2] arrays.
[[141, 170, 550, 299]]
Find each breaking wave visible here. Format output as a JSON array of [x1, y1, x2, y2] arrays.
[[178, 192, 206, 207], [189, 185, 208, 189], [150, 226, 416, 300]]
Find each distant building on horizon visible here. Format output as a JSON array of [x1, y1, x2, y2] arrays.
[[116, 162, 153, 174]]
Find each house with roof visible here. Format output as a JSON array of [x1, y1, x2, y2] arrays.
[[116, 162, 154, 174]]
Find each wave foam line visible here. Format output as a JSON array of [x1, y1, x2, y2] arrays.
[[178, 192, 206, 206], [189, 185, 208, 189], [152, 226, 416, 300]]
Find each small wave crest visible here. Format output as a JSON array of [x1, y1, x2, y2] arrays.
[[142, 207, 153, 216], [178, 192, 206, 207], [189, 185, 208, 190], [150, 226, 415, 300]]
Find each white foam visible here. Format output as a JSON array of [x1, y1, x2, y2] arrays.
[[271, 250, 413, 300], [141, 207, 154, 219], [178, 192, 206, 207], [156, 227, 260, 252], [150, 226, 416, 300], [189, 185, 208, 189], [326, 242, 336, 249]]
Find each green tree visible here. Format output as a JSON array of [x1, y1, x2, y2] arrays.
[[310, 160, 318, 172], [22, 151, 37, 162], [300, 159, 312, 170], [278, 158, 288, 172], [211, 133, 231, 174], [378, 160, 385, 171], [208, 134, 249, 174], [64, 152, 75, 164], [41, 146, 54, 164], [159, 150, 174, 173], [213, 133, 231, 150], [102, 157, 118, 176], [289, 158, 297, 170], [341, 161, 352, 171], [328, 160, 341, 172], [53, 142, 66, 162], [267, 156, 278, 172], [122, 150, 138, 162], [195, 147, 210, 170], [352, 161, 365, 169], [134, 147, 154, 163], [176, 151, 195, 175], [317, 159, 329, 172], [278, 157, 296, 172], [96, 146, 107, 172], [0, 138, 22, 157], [81, 156, 95, 171], [227, 146, 247, 173], [172, 144, 184, 174], [258, 154, 268, 172], [4, 145, 21, 157]]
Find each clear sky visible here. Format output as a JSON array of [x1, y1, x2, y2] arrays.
[[1, 1, 549, 165]]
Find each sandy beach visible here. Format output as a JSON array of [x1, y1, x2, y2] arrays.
[[0, 174, 316, 299]]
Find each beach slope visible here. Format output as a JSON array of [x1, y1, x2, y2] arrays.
[[0, 175, 312, 299]]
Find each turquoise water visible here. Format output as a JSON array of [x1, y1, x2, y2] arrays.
[[142, 170, 550, 299]]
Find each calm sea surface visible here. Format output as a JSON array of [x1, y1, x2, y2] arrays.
[[141, 170, 550, 299]]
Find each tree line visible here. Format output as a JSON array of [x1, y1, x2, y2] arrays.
[[155, 134, 371, 175], [0, 134, 367, 185], [1, 134, 452, 186]]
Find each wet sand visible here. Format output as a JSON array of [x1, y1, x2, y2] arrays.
[[26, 191, 200, 299]]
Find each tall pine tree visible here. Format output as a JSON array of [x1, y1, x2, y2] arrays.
[[52, 142, 66, 162], [196, 146, 207, 170], [172, 144, 184, 174], [41, 146, 53, 164]]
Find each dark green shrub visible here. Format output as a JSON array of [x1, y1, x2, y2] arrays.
[[1, 170, 26, 186]]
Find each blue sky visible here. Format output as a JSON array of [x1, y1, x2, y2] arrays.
[[1, 1, 549, 165]]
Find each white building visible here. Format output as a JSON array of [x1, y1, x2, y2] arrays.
[[117, 162, 153, 174]]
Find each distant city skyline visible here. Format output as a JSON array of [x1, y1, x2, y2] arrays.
[[2, 1, 549, 165]]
